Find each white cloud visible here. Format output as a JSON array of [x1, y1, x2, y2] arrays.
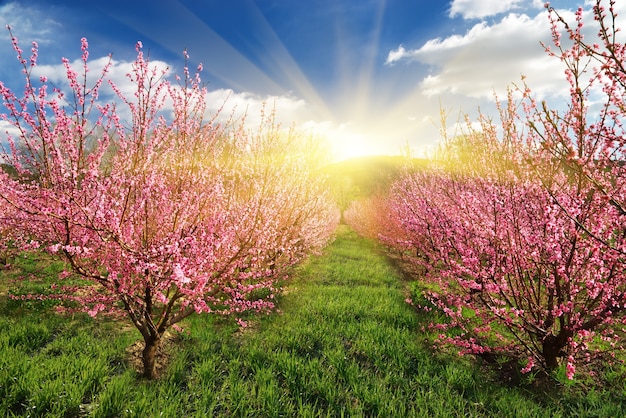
[[386, 11, 572, 99], [0, 2, 69, 90], [27, 56, 168, 126], [204, 88, 311, 128], [0, 120, 21, 141], [27, 53, 323, 145], [385, 45, 408, 66], [380, 2, 621, 155], [32, 56, 130, 90], [0, 120, 22, 161], [0, 2, 62, 43], [0, 2, 63, 70], [449, 0, 532, 19], [390, 0, 626, 157]]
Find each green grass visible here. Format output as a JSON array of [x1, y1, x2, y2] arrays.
[[1, 226, 626, 416]]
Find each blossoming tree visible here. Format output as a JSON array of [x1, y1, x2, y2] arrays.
[[370, 0, 626, 378], [385, 166, 624, 377], [523, 0, 626, 254], [345, 1, 626, 379], [0, 30, 338, 379]]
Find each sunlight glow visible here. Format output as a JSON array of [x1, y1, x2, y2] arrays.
[[329, 130, 375, 162], [113, 0, 438, 162]]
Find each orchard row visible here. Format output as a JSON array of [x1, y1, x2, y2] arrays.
[[346, 1, 626, 379]]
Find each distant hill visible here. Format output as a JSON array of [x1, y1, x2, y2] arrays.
[[324, 155, 429, 207]]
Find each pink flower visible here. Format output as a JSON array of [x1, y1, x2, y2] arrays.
[[87, 303, 106, 318], [58, 270, 72, 279], [566, 356, 576, 380], [521, 357, 535, 374], [172, 264, 190, 284]]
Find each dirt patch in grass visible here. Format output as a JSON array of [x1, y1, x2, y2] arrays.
[[125, 331, 179, 378]]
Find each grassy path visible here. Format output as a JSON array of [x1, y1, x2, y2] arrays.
[[162, 225, 566, 417], [2, 226, 625, 416]]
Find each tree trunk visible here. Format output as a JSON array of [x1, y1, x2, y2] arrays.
[[542, 334, 560, 372], [142, 335, 160, 379], [542, 331, 572, 372]]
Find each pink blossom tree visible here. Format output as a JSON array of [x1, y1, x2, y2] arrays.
[[374, 0, 626, 378], [522, 0, 626, 254], [0, 191, 24, 266], [0, 30, 338, 379], [385, 167, 624, 377], [344, 195, 390, 241]]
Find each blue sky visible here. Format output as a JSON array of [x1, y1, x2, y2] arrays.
[[0, 0, 610, 161]]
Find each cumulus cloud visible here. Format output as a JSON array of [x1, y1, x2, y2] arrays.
[[385, 10, 576, 99], [448, 0, 533, 19], [0, 120, 22, 161], [382, 1, 626, 154], [385, 45, 409, 66], [28, 52, 320, 140], [204, 88, 312, 128], [32, 56, 130, 90], [0, 120, 21, 143]]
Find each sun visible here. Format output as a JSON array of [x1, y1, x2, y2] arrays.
[[327, 128, 377, 162]]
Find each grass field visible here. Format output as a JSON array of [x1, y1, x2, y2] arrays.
[[1, 226, 626, 417]]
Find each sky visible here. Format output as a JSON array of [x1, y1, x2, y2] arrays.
[[0, 0, 620, 162]]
